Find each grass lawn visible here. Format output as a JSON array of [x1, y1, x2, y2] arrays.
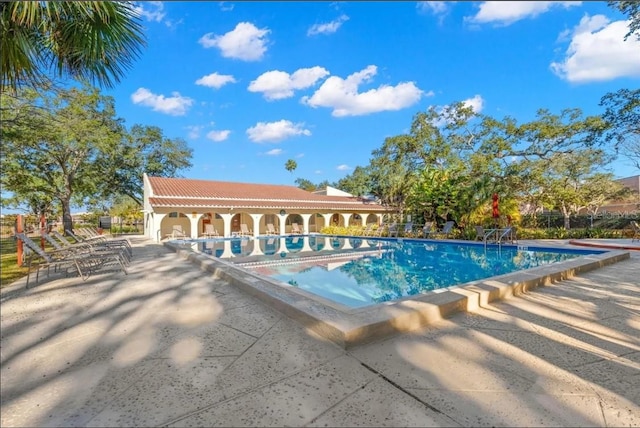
[[1, 237, 29, 288]]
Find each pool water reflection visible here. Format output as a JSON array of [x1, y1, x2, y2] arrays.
[[187, 235, 603, 309]]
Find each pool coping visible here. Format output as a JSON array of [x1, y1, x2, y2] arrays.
[[164, 239, 630, 349]]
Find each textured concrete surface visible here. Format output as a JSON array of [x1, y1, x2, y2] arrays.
[[1, 236, 638, 427]]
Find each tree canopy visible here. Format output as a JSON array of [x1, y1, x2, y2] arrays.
[[1, 85, 192, 230]]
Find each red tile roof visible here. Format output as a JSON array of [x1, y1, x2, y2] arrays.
[[147, 177, 391, 212]]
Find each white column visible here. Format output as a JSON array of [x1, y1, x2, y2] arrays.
[[321, 213, 332, 231], [189, 213, 202, 239], [153, 213, 167, 242], [250, 213, 263, 238], [278, 237, 288, 254], [278, 214, 287, 235], [300, 213, 312, 234], [218, 213, 233, 238], [301, 236, 312, 252], [341, 213, 352, 228]]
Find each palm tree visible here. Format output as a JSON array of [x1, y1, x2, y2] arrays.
[[1, 1, 146, 92], [285, 159, 297, 173]]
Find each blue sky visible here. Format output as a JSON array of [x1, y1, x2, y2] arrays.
[[107, 1, 640, 186]]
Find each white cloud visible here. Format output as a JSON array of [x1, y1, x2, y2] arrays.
[[463, 94, 485, 114], [246, 120, 312, 143], [295, 153, 305, 158], [199, 22, 269, 61], [195, 72, 237, 89], [186, 125, 203, 139], [467, 1, 581, 26], [206, 130, 231, 142], [550, 15, 640, 83], [265, 149, 283, 155], [131, 88, 193, 116], [248, 67, 330, 100], [336, 164, 351, 171], [307, 15, 349, 36], [219, 2, 234, 12], [133, 1, 166, 22], [301, 65, 427, 117], [314, 170, 323, 174], [416, 2, 451, 15]]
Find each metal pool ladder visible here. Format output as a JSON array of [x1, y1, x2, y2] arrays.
[[483, 227, 517, 249]]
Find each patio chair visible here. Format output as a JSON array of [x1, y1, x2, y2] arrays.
[[52, 231, 131, 265], [238, 223, 252, 236], [266, 223, 279, 235], [474, 225, 486, 241], [201, 223, 219, 238], [387, 223, 399, 237], [291, 223, 303, 234], [631, 221, 640, 242], [16, 233, 127, 287], [63, 229, 132, 260], [422, 222, 435, 238], [402, 222, 414, 237], [431, 221, 455, 239]]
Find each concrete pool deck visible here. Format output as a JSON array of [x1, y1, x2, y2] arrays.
[[1, 236, 639, 427]]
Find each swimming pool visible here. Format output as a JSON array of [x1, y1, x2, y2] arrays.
[[186, 235, 605, 309]]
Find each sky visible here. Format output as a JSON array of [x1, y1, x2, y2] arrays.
[[92, 1, 640, 188]]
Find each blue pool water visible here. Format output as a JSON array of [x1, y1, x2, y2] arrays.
[[189, 236, 604, 309]]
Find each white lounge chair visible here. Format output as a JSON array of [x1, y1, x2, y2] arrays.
[[266, 223, 279, 235], [387, 223, 398, 237], [201, 224, 219, 238], [402, 222, 414, 237], [238, 223, 252, 236], [291, 223, 303, 234]]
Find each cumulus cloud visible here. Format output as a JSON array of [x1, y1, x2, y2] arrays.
[[133, 1, 166, 22], [466, 1, 581, 26], [301, 65, 427, 117], [336, 164, 351, 171], [550, 15, 640, 83], [131, 88, 194, 116], [246, 120, 312, 143], [206, 130, 231, 142], [199, 22, 269, 61], [462, 94, 485, 114], [307, 15, 349, 36], [195, 72, 237, 89], [248, 67, 330, 100], [265, 149, 283, 155]]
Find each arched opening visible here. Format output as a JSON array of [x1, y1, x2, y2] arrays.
[[365, 214, 379, 225], [285, 214, 303, 234], [199, 212, 224, 237], [330, 213, 345, 227], [348, 213, 362, 227], [308, 213, 326, 233], [231, 212, 254, 235], [161, 211, 190, 238]]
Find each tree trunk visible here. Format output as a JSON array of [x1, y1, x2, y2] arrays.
[[61, 198, 73, 234]]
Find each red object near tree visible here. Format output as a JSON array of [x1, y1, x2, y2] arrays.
[[492, 193, 500, 218]]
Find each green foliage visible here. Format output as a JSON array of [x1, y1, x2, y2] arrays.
[[600, 88, 640, 170], [0, 1, 146, 92], [608, 1, 640, 40]]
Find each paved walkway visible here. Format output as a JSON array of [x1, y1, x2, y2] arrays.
[[1, 237, 638, 427]]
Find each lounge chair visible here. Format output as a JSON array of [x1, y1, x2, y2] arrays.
[[238, 223, 252, 236], [431, 221, 455, 239], [16, 232, 127, 287], [291, 223, 303, 234], [201, 224, 219, 238], [387, 223, 399, 237], [52, 231, 132, 265], [402, 222, 414, 237], [631, 221, 640, 242], [63, 229, 132, 260], [266, 223, 279, 235], [422, 222, 435, 238], [474, 225, 486, 241]]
